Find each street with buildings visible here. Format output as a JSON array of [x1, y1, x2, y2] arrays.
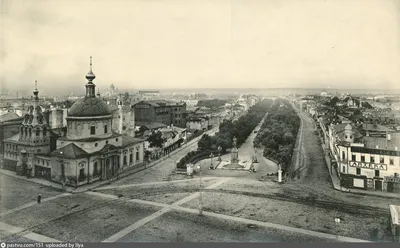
[[1, 64, 400, 243]]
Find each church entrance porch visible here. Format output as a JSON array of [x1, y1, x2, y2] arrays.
[[101, 154, 119, 180]]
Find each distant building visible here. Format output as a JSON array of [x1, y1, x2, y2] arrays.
[[320, 90, 330, 97], [133, 100, 187, 128]]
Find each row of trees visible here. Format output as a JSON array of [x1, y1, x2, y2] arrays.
[[253, 98, 300, 172], [176, 99, 273, 169]]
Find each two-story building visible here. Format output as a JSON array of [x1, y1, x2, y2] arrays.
[[329, 123, 400, 192]]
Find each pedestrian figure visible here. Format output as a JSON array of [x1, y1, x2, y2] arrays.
[[37, 194, 42, 204]]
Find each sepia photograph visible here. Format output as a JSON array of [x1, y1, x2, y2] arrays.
[[0, 0, 400, 245]]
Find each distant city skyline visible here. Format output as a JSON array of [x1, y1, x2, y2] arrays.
[[1, 0, 400, 95]]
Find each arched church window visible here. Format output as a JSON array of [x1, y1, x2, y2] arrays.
[[36, 128, 40, 137], [28, 128, 32, 137], [43, 127, 47, 136]]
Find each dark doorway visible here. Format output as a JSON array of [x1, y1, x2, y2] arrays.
[[375, 180, 383, 191], [387, 182, 394, 193]]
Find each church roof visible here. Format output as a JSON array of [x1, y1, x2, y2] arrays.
[[98, 144, 118, 153], [52, 143, 88, 159], [68, 97, 112, 117], [0, 112, 20, 122], [120, 135, 145, 147]]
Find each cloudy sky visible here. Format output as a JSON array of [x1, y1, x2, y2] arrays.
[[1, 0, 399, 95]]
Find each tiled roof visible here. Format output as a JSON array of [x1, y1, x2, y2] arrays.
[[51, 143, 88, 159]]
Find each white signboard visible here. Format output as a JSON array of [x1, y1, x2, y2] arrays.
[[349, 162, 387, 171], [353, 178, 364, 188]]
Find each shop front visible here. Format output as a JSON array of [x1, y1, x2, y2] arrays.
[[385, 176, 400, 193]]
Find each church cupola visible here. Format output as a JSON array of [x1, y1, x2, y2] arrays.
[[85, 56, 96, 97], [344, 124, 354, 143]]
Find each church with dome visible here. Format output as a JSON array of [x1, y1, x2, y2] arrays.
[[3, 58, 145, 187]]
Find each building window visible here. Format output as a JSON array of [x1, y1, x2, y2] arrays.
[[104, 125, 108, 133], [116, 138, 119, 142], [136, 150, 139, 161], [380, 156, 384, 164], [43, 127, 47, 136], [95, 143, 98, 147], [390, 157, 394, 165], [342, 166, 345, 173], [342, 151, 345, 160], [356, 168, 361, 175], [36, 129, 40, 136], [130, 153, 133, 163], [370, 156, 375, 163], [106, 141, 109, 145], [375, 170, 380, 177], [352, 154, 356, 161], [90, 126, 96, 135], [123, 155, 127, 166], [361, 155, 365, 162]]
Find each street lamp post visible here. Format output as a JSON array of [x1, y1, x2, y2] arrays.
[[209, 153, 214, 169], [197, 165, 203, 216]]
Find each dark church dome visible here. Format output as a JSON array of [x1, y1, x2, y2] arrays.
[[68, 97, 111, 117]]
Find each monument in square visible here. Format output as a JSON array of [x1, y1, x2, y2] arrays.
[[231, 137, 239, 164], [221, 136, 248, 170]]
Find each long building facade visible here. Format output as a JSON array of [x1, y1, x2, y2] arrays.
[[133, 100, 187, 128]]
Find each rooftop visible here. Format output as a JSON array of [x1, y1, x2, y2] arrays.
[[358, 123, 394, 132], [51, 143, 88, 159], [363, 133, 400, 151], [120, 135, 145, 147], [136, 122, 167, 130], [134, 100, 186, 107], [0, 112, 20, 122], [68, 97, 112, 117], [58, 132, 121, 142]]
